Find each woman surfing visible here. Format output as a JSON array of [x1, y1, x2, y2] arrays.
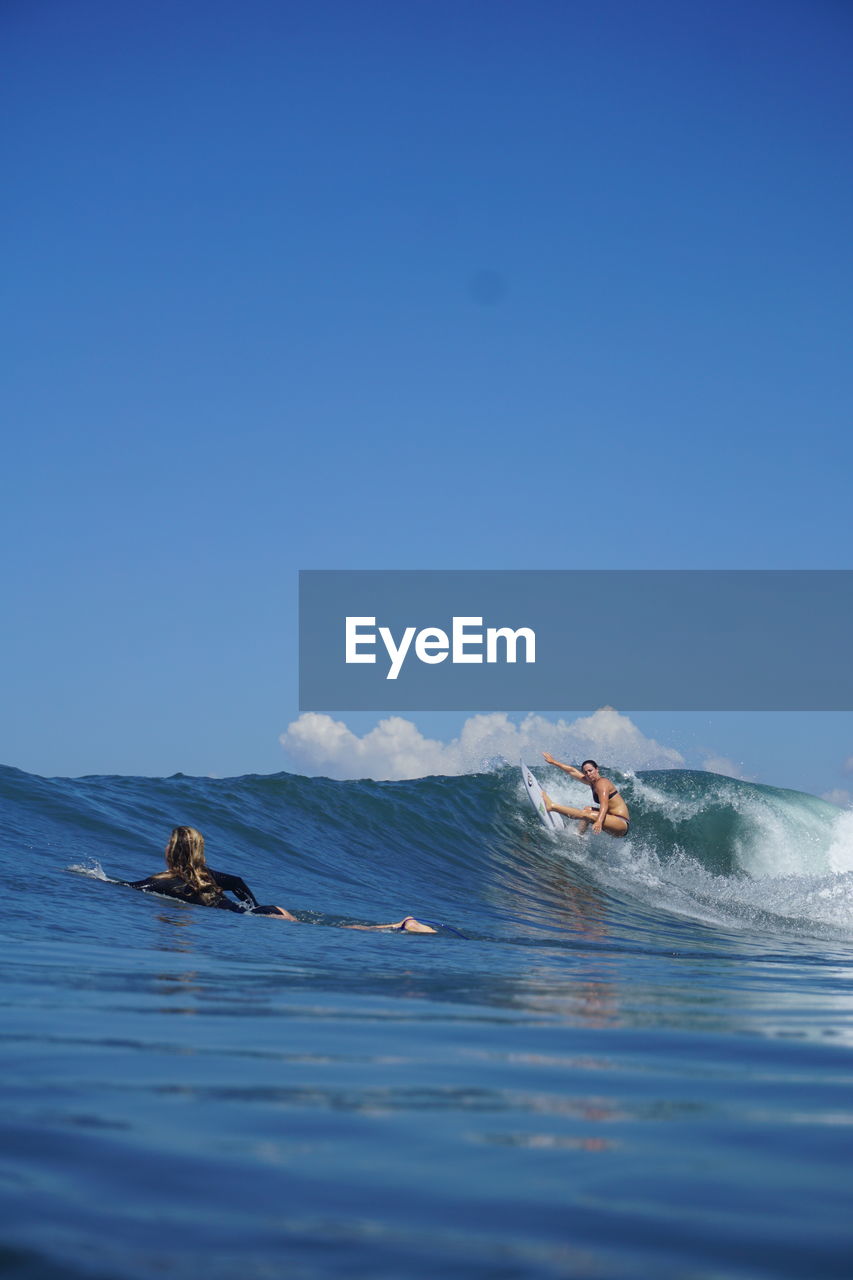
[[540, 755, 630, 837]]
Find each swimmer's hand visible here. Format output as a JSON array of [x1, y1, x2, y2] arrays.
[[542, 752, 557, 766]]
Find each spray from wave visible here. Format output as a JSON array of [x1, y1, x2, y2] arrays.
[[534, 767, 853, 941]]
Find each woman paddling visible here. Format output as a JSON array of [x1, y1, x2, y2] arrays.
[[540, 755, 630, 837], [126, 826, 437, 932]]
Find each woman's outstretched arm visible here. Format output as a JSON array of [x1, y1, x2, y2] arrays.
[[542, 752, 586, 780]]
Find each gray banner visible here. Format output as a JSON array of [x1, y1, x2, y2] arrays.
[[298, 570, 853, 711]]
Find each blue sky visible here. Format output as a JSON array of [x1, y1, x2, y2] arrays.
[[2, 0, 851, 795]]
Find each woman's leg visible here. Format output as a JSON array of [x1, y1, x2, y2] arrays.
[[542, 790, 596, 830], [346, 916, 437, 933], [542, 791, 628, 837], [550, 804, 596, 820]]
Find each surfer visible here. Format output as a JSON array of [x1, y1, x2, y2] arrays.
[[540, 755, 630, 837], [125, 826, 437, 931]]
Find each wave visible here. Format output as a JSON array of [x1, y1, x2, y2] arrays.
[[2, 762, 853, 947]]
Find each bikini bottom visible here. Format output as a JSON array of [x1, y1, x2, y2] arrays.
[[590, 808, 629, 832]]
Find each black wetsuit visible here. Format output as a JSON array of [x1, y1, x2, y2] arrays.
[[125, 869, 282, 915]]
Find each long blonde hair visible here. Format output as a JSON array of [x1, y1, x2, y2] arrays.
[[165, 826, 221, 904]]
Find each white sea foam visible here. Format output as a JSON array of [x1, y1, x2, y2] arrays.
[[626, 840, 851, 941], [825, 807, 853, 874], [67, 861, 108, 880], [547, 776, 853, 941]]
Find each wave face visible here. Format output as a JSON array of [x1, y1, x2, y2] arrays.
[[2, 762, 853, 1280], [5, 761, 849, 944]]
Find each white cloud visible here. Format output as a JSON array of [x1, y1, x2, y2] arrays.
[[822, 788, 852, 808], [701, 754, 753, 781], [279, 706, 685, 780]]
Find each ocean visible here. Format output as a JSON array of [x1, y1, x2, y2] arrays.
[[2, 761, 852, 1279]]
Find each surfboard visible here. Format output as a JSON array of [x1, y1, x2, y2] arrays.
[[521, 760, 564, 831]]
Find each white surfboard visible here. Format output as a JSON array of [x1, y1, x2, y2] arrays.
[[521, 760, 564, 831]]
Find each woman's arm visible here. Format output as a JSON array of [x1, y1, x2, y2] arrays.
[[591, 779, 610, 833], [209, 871, 298, 920], [210, 869, 260, 908], [123, 871, 174, 890], [542, 752, 585, 781]]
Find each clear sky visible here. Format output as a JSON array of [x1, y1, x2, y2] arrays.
[[2, 0, 851, 796]]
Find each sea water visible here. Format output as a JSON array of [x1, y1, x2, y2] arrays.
[[2, 763, 852, 1279]]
